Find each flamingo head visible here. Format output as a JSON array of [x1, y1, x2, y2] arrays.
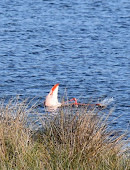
[[69, 98, 78, 104], [44, 83, 61, 107]]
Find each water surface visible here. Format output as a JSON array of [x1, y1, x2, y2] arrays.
[[0, 0, 129, 134]]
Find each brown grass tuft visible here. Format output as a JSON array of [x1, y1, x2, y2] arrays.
[[0, 98, 129, 169]]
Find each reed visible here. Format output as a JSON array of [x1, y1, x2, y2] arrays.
[[0, 99, 129, 169]]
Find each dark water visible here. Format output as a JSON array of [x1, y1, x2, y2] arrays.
[[0, 0, 129, 134]]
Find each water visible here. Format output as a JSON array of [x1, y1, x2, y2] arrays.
[[0, 0, 129, 134]]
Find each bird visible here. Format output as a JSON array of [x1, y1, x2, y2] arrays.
[[44, 83, 61, 107], [44, 83, 114, 109]]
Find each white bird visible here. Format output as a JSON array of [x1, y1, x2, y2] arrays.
[[44, 84, 114, 110], [44, 83, 61, 108]]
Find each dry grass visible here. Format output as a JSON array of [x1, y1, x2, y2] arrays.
[[0, 99, 49, 169], [0, 98, 129, 170]]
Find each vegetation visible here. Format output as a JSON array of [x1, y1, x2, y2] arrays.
[[0, 98, 129, 170]]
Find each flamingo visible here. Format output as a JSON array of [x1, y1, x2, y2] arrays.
[[44, 83, 61, 107], [44, 83, 114, 109], [44, 83, 77, 108]]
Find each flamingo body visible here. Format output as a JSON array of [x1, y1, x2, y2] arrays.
[[44, 83, 61, 107], [44, 84, 114, 110]]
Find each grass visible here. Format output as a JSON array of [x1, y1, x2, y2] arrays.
[[0, 98, 129, 170]]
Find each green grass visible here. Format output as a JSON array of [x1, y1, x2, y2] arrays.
[[0, 98, 129, 170]]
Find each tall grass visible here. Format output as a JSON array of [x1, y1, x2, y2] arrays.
[[0, 99, 129, 169]]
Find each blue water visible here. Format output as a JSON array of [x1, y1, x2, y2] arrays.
[[0, 0, 129, 133]]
